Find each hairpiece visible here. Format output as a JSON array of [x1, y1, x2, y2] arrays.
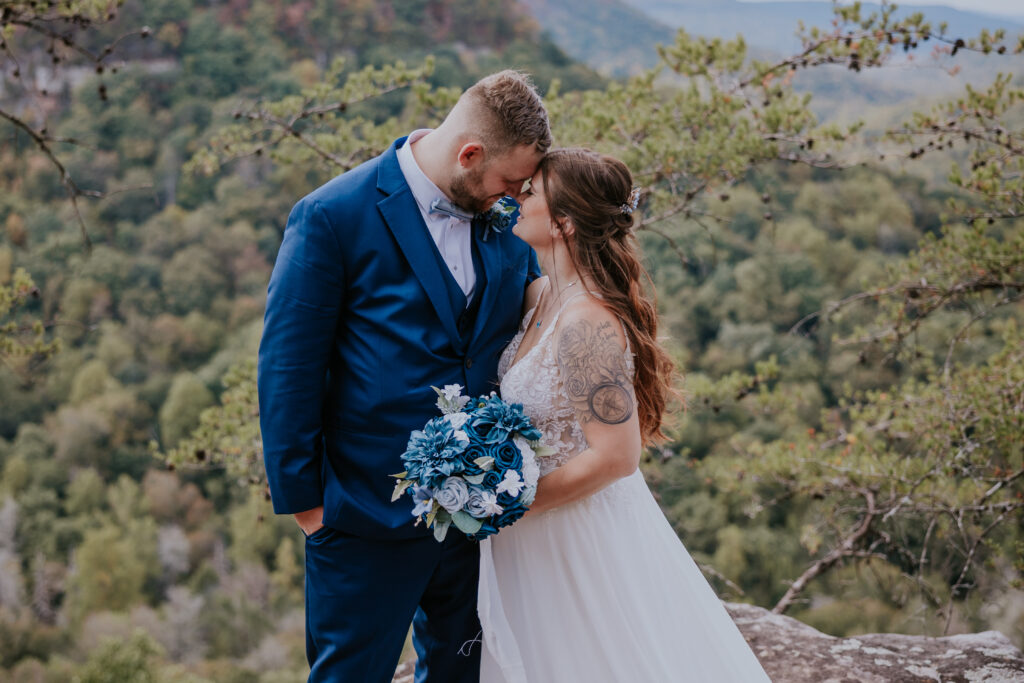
[[619, 188, 641, 215]]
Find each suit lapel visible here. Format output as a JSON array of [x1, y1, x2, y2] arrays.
[[377, 140, 462, 349], [468, 216, 505, 345]]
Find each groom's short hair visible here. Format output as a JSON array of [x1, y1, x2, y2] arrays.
[[462, 70, 551, 156]]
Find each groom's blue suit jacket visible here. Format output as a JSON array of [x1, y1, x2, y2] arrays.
[[259, 137, 539, 539]]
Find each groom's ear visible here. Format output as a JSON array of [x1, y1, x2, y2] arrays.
[[457, 142, 485, 168]]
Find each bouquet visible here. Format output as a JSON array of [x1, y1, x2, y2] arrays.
[[391, 385, 551, 541]]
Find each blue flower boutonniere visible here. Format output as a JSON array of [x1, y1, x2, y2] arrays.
[[475, 196, 519, 241]]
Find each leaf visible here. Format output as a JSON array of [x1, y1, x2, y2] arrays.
[[475, 456, 494, 471], [451, 510, 484, 535], [532, 444, 557, 458], [433, 516, 451, 542], [425, 501, 440, 528], [391, 471, 408, 479], [391, 479, 412, 502], [464, 473, 486, 485]]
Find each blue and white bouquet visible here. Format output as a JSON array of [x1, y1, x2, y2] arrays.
[[391, 385, 551, 541]]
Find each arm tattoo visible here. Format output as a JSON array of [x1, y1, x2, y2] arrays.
[[556, 319, 635, 426]]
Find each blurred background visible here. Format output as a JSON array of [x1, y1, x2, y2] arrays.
[[1, 0, 1022, 680]]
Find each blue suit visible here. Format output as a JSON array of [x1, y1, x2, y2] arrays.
[[258, 136, 539, 682]]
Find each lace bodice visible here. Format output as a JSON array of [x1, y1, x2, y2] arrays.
[[497, 294, 635, 477]]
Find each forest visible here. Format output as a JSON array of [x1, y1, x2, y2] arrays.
[[0, 0, 1021, 680]]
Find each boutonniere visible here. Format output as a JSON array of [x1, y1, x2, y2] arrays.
[[475, 197, 519, 242]]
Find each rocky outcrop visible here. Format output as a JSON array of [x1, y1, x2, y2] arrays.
[[392, 602, 1024, 682], [728, 602, 1024, 683]]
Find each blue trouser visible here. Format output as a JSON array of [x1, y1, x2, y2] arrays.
[[303, 525, 482, 683]]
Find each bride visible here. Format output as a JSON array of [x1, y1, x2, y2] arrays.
[[478, 148, 771, 682]]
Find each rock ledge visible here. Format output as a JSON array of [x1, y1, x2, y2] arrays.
[[393, 602, 1024, 682], [727, 602, 1024, 683]]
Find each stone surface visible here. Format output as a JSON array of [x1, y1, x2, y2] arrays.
[[392, 602, 1024, 681], [727, 602, 1024, 683]]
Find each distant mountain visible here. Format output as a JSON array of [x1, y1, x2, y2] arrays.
[[518, 0, 676, 75], [518, 0, 1024, 125], [521, 0, 1023, 76], [627, 0, 1023, 54]]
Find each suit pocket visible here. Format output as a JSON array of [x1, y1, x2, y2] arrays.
[[305, 524, 335, 543]]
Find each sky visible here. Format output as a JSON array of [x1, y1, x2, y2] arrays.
[[740, 0, 1024, 20]]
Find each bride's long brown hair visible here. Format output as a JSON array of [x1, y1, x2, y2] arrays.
[[539, 148, 677, 444]]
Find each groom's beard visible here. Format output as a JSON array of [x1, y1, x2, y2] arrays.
[[449, 166, 493, 215]]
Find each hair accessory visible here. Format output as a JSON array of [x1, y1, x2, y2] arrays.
[[619, 188, 641, 215]]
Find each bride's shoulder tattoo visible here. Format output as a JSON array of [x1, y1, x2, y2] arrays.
[[556, 318, 634, 426]]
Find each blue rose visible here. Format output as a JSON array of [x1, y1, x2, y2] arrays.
[[472, 522, 498, 540], [494, 500, 528, 528], [459, 443, 489, 476], [493, 442, 522, 472], [481, 470, 502, 491]]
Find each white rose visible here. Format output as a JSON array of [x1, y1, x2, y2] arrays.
[[435, 477, 470, 513]]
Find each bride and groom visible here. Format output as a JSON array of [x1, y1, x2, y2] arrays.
[[258, 70, 770, 682]]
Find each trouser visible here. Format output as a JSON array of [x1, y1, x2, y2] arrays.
[[303, 525, 482, 682]]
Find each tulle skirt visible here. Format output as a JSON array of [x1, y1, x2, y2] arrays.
[[478, 469, 771, 683]]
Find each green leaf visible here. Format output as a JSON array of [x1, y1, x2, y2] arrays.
[[464, 473, 486, 485], [432, 515, 452, 542], [532, 444, 557, 458], [425, 501, 440, 528], [475, 456, 494, 471], [451, 510, 483, 535], [391, 479, 412, 502]]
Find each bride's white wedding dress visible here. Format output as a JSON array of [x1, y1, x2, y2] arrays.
[[477, 294, 771, 683]]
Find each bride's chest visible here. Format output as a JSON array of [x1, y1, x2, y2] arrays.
[[500, 336, 571, 419]]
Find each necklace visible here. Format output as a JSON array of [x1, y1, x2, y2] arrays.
[[535, 279, 579, 328]]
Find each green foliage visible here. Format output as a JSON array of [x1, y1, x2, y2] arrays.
[[69, 360, 119, 405], [161, 361, 261, 491], [0, 269, 60, 370], [187, 58, 443, 181], [73, 631, 163, 683], [65, 468, 107, 518], [158, 374, 214, 448], [65, 525, 148, 621]]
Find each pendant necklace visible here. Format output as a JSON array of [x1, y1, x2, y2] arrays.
[[536, 279, 579, 329]]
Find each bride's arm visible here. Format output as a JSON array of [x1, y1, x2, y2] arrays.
[[525, 300, 642, 516]]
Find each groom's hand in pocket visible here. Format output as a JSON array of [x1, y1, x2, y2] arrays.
[[294, 505, 325, 536]]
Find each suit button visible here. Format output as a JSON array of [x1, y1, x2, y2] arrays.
[[465, 358, 473, 369]]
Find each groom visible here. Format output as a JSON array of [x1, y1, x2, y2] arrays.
[[258, 70, 550, 682]]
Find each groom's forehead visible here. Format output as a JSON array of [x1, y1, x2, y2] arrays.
[[499, 144, 544, 179]]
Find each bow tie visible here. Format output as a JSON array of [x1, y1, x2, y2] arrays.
[[429, 197, 475, 222]]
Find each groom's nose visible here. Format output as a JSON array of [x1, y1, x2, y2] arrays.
[[507, 180, 528, 202]]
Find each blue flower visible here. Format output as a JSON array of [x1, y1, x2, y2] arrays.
[[410, 485, 435, 517], [481, 470, 503, 491], [470, 395, 540, 444], [401, 417, 470, 488], [457, 443, 489, 475], [475, 197, 519, 242], [492, 441, 523, 472]]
